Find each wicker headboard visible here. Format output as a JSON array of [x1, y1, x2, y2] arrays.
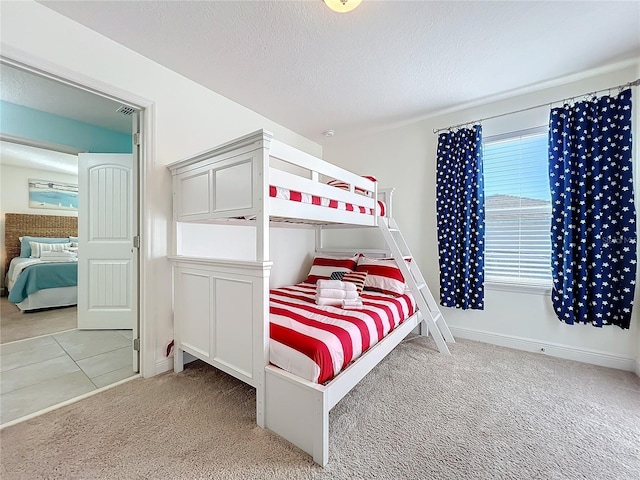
[[4, 213, 78, 277]]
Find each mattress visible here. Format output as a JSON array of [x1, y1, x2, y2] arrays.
[[7, 257, 78, 304], [14, 286, 77, 311], [269, 283, 415, 384], [270, 186, 386, 217]]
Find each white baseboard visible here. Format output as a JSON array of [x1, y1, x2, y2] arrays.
[[156, 352, 198, 375], [155, 357, 173, 375], [635, 359, 640, 378], [449, 326, 636, 372]]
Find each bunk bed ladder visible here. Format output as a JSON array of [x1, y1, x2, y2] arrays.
[[378, 218, 455, 355]]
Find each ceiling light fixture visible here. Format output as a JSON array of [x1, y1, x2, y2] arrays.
[[323, 0, 362, 14]]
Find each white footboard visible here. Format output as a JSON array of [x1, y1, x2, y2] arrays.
[[265, 309, 423, 466], [170, 256, 272, 426]]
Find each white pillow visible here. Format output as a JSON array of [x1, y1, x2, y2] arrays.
[[30, 241, 72, 258]]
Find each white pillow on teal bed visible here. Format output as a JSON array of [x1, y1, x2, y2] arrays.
[[29, 241, 73, 258], [19, 236, 70, 258]]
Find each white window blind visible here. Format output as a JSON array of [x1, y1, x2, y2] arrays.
[[484, 127, 552, 287]]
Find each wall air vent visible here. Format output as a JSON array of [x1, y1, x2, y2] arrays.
[[116, 105, 136, 116]]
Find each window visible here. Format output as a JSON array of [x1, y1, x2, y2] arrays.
[[483, 127, 552, 288]]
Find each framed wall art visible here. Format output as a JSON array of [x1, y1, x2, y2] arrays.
[[29, 179, 78, 211]]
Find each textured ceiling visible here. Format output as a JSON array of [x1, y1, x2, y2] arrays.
[[0, 141, 78, 175], [0, 63, 133, 134], [39, 1, 640, 143]]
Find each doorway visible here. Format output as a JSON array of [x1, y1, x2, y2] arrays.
[[0, 61, 143, 425]]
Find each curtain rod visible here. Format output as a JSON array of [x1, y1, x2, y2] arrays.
[[432, 78, 640, 134]]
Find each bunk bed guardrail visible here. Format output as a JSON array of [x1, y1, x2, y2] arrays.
[[169, 129, 380, 230]]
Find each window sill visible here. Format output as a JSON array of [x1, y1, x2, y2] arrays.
[[485, 281, 551, 296]]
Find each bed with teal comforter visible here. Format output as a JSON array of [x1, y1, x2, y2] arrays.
[[8, 262, 78, 304]]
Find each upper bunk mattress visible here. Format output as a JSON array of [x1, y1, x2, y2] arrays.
[[270, 186, 386, 217], [269, 283, 415, 384]]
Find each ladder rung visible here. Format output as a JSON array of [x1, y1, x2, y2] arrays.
[[416, 282, 427, 290], [431, 312, 442, 322], [389, 228, 399, 232]]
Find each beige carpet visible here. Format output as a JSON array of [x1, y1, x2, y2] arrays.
[[1, 297, 77, 344], [1, 337, 639, 480]]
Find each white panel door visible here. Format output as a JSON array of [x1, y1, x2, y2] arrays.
[[78, 154, 137, 332]]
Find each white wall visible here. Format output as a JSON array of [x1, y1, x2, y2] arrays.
[[0, 163, 78, 288], [0, 1, 322, 376], [324, 64, 640, 371]]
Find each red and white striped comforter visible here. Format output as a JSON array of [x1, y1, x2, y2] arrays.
[[270, 186, 386, 217], [269, 283, 416, 384]]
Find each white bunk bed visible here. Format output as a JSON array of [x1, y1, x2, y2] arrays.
[[168, 130, 454, 466]]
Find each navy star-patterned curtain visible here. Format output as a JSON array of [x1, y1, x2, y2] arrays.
[[548, 89, 636, 329], [436, 126, 485, 310]]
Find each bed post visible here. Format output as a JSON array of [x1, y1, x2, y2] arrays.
[[315, 225, 323, 253], [256, 132, 272, 263], [313, 392, 330, 466], [171, 170, 184, 373], [265, 367, 330, 466], [254, 130, 272, 428], [378, 187, 395, 219]]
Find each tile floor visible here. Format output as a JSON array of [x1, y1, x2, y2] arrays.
[[0, 329, 135, 424], [1, 297, 77, 344]]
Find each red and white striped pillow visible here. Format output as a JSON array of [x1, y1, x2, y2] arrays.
[[355, 255, 407, 296], [305, 254, 359, 284], [326, 179, 350, 190], [342, 271, 368, 294], [327, 175, 377, 197]]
